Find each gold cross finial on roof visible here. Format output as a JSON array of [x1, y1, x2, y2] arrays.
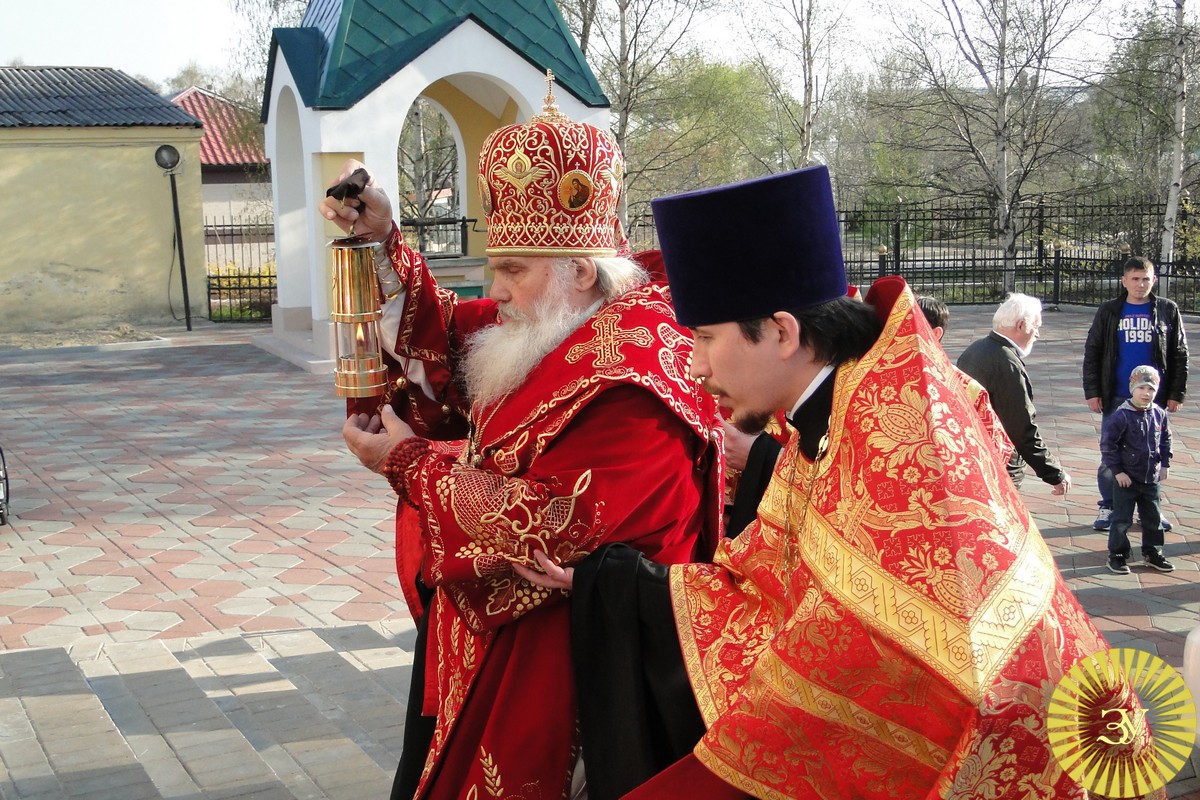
[[544, 69, 556, 109], [533, 68, 569, 123]]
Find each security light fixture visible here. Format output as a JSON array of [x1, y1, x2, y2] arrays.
[[156, 144, 192, 330], [155, 144, 181, 171]]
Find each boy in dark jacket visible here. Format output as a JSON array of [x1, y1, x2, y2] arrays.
[[1102, 365, 1174, 574]]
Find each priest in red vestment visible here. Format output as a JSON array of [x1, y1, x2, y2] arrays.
[[322, 81, 723, 800], [517, 166, 1155, 799]]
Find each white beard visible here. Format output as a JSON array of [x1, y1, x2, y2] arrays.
[[461, 273, 597, 407]]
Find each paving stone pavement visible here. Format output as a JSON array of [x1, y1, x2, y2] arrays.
[[0, 306, 1197, 798]]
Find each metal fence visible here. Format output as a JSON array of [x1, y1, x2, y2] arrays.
[[399, 216, 478, 257], [202, 216, 481, 322], [630, 196, 1200, 313], [205, 217, 276, 322], [206, 199, 1200, 323], [839, 197, 1200, 311]]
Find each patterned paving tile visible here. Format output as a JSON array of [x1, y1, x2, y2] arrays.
[[1, 307, 1197, 793], [0, 335, 407, 650], [2, 311, 1197, 654]]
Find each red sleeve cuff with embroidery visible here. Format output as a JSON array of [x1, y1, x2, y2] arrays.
[[381, 437, 432, 507], [382, 224, 415, 286]]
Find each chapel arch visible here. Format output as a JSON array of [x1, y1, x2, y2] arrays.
[[270, 86, 311, 331]]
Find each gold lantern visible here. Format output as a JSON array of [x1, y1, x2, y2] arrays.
[[329, 237, 388, 398]]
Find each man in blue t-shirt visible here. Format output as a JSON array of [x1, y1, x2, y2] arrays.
[[1083, 256, 1189, 531]]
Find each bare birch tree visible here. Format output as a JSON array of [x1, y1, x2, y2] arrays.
[[396, 100, 460, 251], [1086, 0, 1200, 275], [736, 0, 851, 169], [884, 0, 1100, 290], [229, 0, 307, 108], [1161, 0, 1189, 270], [558, 0, 602, 55], [557, 0, 721, 224]]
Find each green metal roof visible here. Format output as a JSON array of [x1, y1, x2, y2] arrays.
[[263, 0, 607, 119]]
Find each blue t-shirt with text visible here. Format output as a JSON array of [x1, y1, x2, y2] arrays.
[[1114, 301, 1153, 399]]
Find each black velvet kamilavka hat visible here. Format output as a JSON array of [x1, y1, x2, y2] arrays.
[[651, 165, 848, 327]]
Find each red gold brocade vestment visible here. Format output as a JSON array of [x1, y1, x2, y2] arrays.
[[670, 279, 1121, 799]]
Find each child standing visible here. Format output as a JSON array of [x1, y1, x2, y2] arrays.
[[1102, 364, 1175, 574]]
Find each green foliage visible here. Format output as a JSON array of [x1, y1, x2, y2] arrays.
[[228, 0, 306, 108], [1086, 3, 1200, 198], [206, 263, 277, 322], [622, 54, 801, 219], [207, 262, 277, 279]]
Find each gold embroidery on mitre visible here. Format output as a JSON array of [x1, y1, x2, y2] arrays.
[[495, 150, 548, 193], [602, 162, 622, 193], [478, 69, 624, 256]]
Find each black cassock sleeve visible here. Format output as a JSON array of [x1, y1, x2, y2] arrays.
[[572, 543, 706, 800], [727, 432, 783, 537]]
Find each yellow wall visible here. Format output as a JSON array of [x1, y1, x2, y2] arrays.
[[424, 81, 514, 259], [0, 126, 205, 333], [317, 151, 364, 242]]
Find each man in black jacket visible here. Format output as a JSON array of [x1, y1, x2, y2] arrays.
[[957, 293, 1072, 493], [1083, 256, 1188, 531]]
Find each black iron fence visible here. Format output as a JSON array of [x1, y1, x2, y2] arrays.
[[206, 198, 1200, 322], [205, 217, 276, 322], [839, 197, 1200, 311], [202, 216, 481, 322], [630, 196, 1200, 313], [399, 216, 477, 257]]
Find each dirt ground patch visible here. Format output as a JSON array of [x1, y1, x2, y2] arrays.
[[0, 324, 160, 350]]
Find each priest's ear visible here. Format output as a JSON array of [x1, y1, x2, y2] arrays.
[[570, 258, 599, 292], [768, 312, 802, 359]]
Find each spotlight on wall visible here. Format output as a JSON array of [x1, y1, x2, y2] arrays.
[[155, 144, 181, 171]]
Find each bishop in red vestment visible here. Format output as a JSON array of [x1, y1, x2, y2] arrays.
[[324, 80, 723, 800]]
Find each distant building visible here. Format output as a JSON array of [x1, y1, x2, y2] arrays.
[[171, 86, 271, 220], [0, 66, 204, 332]]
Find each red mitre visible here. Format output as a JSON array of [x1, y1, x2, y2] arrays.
[[478, 71, 625, 257]]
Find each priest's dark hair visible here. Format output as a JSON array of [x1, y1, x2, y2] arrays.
[[916, 294, 950, 332], [737, 296, 882, 366]]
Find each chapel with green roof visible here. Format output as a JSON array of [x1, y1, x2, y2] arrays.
[[261, 0, 610, 367]]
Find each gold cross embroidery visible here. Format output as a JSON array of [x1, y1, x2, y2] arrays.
[[566, 316, 654, 369]]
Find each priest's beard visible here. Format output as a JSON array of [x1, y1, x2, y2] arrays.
[[703, 379, 772, 435], [728, 408, 773, 435], [462, 268, 594, 407]]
